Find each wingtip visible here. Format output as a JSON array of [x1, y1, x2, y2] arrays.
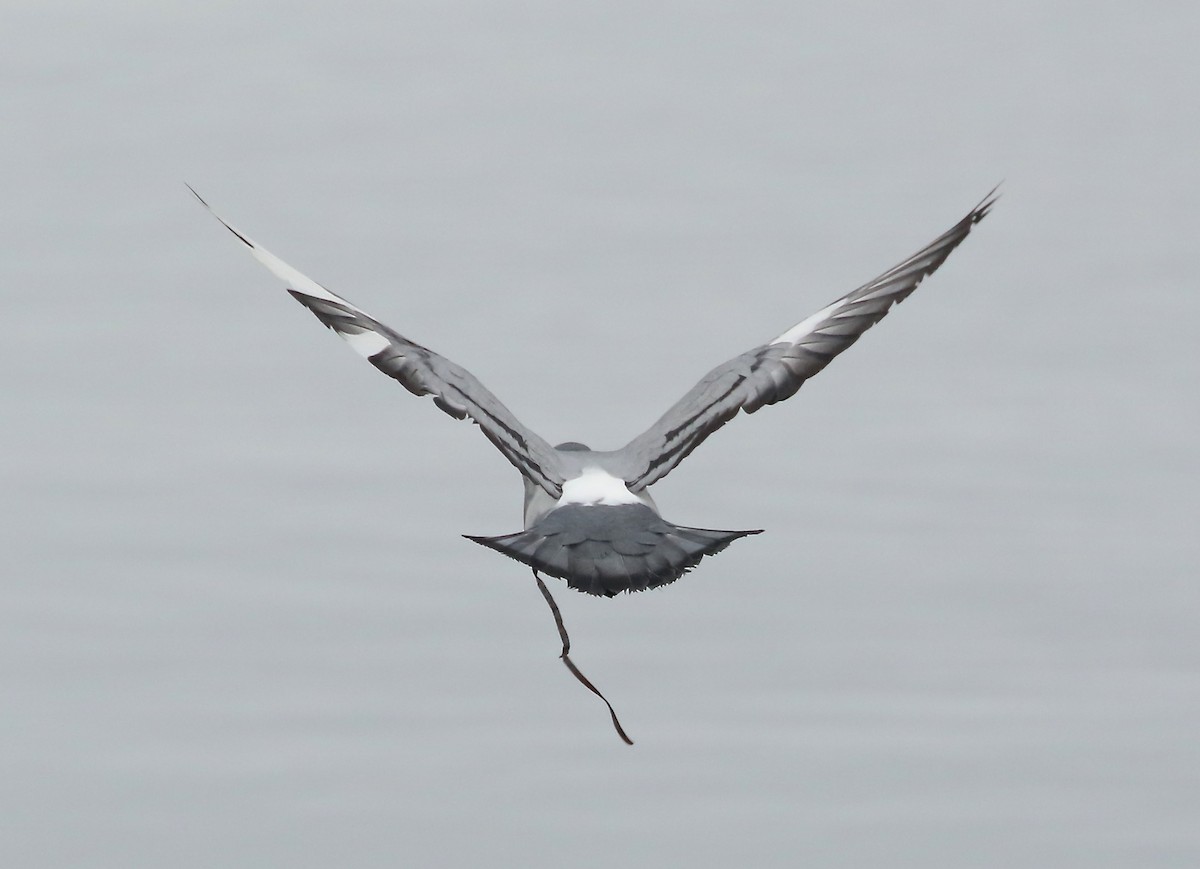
[[184, 182, 209, 209], [187, 185, 255, 249], [973, 182, 1003, 222]]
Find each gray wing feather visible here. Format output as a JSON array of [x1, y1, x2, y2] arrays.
[[192, 189, 566, 497], [285, 291, 566, 496], [616, 190, 997, 491]]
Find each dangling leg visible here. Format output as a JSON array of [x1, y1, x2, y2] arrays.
[[533, 569, 634, 745]]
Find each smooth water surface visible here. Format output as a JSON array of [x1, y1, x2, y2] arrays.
[[3, 2, 1198, 866]]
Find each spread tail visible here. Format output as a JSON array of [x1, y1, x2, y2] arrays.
[[466, 504, 761, 597]]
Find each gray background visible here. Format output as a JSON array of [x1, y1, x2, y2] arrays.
[[3, 1, 1198, 866]]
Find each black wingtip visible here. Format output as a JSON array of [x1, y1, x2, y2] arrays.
[[184, 182, 208, 208], [973, 183, 1003, 222], [187, 185, 255, 249]]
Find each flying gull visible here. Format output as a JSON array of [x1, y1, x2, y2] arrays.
[[194, 186, 996, 743]]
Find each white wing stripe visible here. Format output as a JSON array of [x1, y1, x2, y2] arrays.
[[243, 244, 350, 308], [616, 189, 997, 491], [339, 327, 391, 359], [192, 186, 567, 497], [772, 298, 847, 345]]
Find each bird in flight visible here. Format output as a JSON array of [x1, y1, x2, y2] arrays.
[[194, 186, 996, 744]]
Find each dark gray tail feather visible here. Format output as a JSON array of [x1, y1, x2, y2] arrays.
[[465, 504, 762, 597]]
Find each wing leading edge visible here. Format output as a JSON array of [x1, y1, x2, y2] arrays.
[[615, 189, 998, 491], [191, 187, 566, 498]]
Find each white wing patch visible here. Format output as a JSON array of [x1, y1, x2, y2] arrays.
[[188, 186, 360, 310], [192, 186, 570, 499], [771, 297, 847, 345], [341, 328, 391, 359], [191, 187, 394, 360], [241, 241, 351, 307]]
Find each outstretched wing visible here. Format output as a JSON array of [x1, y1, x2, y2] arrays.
[[615, 189, 998, 492], [191, 188, 566, 498]]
